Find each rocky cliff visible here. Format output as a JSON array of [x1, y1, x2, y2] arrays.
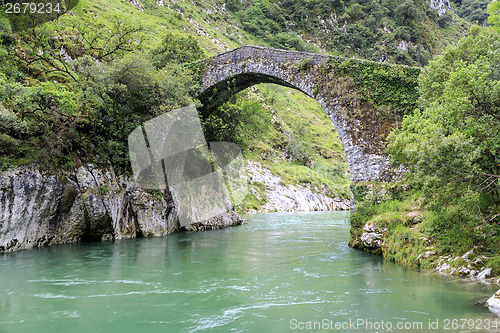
[[245, 161, 350, 213], [0, 165, 242, 253]]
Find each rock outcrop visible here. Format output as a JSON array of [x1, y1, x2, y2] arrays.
[[245, 161, 349, 213], [0, 165, 242, 253], [487, 289, 500, 317], [349, 221, 387, 255], [428, 0, 452, 16]]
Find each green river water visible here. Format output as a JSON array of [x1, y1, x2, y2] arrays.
[[0, 211, 498, 332]]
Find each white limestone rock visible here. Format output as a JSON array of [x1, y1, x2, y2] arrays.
[[245, 161, 350, 212], [429, 0, 452, 16], [477, 268, 492, 280], [360, 232, 382, 248], [487, 289, 500, 317]]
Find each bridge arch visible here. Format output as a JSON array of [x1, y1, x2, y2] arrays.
[[197, 46, 419, 183]]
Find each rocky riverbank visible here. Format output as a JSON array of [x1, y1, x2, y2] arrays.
[[0, 165, 242, 253], [350, 219, 500, 316], [244, 161, 350, 213]]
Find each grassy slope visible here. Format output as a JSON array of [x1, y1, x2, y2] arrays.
[[238, 84, 351, 211]]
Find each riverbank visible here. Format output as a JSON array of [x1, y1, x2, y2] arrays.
[[348, 182, 500, 316]]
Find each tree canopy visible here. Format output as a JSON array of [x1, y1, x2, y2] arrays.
[[387, 26, 499, 253]]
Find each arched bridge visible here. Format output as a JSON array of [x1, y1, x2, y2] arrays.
[[196, 46, 420, 183]]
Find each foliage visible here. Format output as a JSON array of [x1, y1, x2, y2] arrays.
[[325, 57, 421, 115], [225, 0, 242, 12], [151, 32, 205, 68], [388, 26, 500, 182], [386, 26, 500, 257], [75, 52, 197, 173], [488, 0, 500, 33], [0, 11, 198, 172], [15, 12, 145, 82], [395, 0, 421, 24], [231, 0, 468, 66], [454, 0, 491, 25], [201, 93, 272, 149], [284, 135, 313, 167], [236, 0, 318, 52]]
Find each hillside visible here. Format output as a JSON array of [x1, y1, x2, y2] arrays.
[[0, 0, 471, 210]]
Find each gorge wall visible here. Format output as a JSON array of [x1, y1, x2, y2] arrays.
[[0, 166, 241, 253]]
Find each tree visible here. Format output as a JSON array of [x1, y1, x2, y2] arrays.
[[394, 0, 420, 25], [387, 26, 500, 255], [151, 32, 205, 69], [225, 0, 242, 12], [201, 93, 272, 150], [15, 12, 144, 82], [387, 25, 499, 219], [75, 52, 197, 173], [488, 0, 500, 33]]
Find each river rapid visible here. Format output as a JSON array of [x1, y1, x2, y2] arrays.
[[0, 211, 498, 332]]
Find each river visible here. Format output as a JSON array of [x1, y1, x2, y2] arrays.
[[0, 211, 498, 332]]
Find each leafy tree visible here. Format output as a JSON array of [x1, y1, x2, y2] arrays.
[[151, 32, 205, 69], [76, 52, 197, 173], [458, 0, 491, 25], [225, 0, 242, 12], [394, 0, 420, 25], [238, 0, 285, 38], [15, 12, 144, 82], [201, 94, 272, 150], [387, 26, 500, 252], [488, 0, 500, 33], [269, 32, 306, 51]]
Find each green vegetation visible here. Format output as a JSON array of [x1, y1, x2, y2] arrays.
[[452, 0, 491, 25], [489, 0, 500, 33], [0, 8, 197, 172], [321, 57, 421, 115], [232, 0, 469, 66], [203, 84, 351, 203], [351, 26, 500, 275]]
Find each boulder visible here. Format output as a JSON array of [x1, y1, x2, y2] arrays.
[[487, 289, 500, 317], [360, 232, 383, 248]]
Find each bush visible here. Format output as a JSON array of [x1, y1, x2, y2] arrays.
[[437, 12, 454, 27], [395, 0, 420, 24], [151, 32, 205, 68], [284, 136, 313, 167], [225, 0, 241, 12]]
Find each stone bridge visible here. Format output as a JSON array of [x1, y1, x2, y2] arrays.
[[196, 46, 420, 183]]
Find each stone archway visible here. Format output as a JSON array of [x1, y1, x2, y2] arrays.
[[197, 46, 420, 182]]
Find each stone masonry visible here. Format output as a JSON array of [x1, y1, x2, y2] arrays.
[[199, 46, 415, 183]]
